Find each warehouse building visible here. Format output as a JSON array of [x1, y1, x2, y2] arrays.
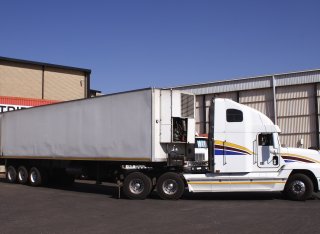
[[0, 56, 92, 173], [173, 69, 320, 149], [0, 56, 91, 103]]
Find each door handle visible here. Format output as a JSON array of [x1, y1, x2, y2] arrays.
[[270, 148, 276, 154]]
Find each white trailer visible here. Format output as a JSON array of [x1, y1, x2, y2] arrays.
[[1, 91, 320, 201], [0, 88, 196, 199]]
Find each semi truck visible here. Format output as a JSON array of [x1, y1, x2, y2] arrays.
[[1, 88, 320, 201]]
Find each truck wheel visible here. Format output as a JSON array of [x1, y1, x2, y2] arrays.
[[6, 166, 17, 183], [156, 172, 185, 200], [284, 173, 314, 201], [123, 172, 152, 199], [17, 166, 29, 185], [29, 167, 44, 187]]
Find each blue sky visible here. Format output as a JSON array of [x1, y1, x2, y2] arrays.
[[1, 0, 320, 93]]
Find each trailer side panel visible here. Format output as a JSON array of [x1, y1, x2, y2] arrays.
[[0, 89, 152, 161]]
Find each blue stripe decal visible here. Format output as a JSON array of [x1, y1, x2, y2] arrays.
[[284, 159, 296, 163], [214, 149, 246, 156]]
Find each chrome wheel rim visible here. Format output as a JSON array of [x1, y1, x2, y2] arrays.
[[8, 169, 15, 181], [129, 179, 144, 194], [291, 180, 306, 195], [18, 170, 27, 182], [162, 179, 178, 195], [30, 171, 38, 183]]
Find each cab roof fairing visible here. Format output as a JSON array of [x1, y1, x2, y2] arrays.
[[215, 98, 280, 134]]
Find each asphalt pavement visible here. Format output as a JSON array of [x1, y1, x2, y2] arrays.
[[0, 176, 320, 234]]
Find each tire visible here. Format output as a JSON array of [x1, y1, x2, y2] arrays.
[[284, 173, 314, 201], [123, 172, 152, 199], [17, 166, 29, 185], [6, 166, 17, 183], [156, 172, 185, 200], [29, 167, 44, 187]]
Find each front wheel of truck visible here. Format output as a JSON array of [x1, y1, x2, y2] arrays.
[[156, 172, 185, 200], [123, 172, 152, 199], [284, 173, 314, 201]]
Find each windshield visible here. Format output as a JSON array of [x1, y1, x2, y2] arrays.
[[196, 138, 208, 148]]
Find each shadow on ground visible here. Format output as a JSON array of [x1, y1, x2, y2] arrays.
[[1, 176, 319, 201]]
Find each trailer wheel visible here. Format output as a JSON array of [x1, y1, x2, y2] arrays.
[[156, 172, 185, 200], [29, 167, 44, 187], [284, 173, 314, 201], [17, 166, 29, 185], [123, 172, 152, 199], [6, 166, 17, 183]]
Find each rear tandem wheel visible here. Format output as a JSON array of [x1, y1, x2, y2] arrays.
[[123, 172, 152, 199], [156, 172, 185, 200]]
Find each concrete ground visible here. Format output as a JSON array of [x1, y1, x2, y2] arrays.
[[0, 176, 320, 234]]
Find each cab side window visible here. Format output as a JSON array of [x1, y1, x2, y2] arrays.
[[226, 109, 243, 122], [258, 134, 273, 146]]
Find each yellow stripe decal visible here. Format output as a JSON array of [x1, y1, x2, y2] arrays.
[[214, 140, 254, 155], [188, 181, 286, 185], [281, 153, 320, 163]]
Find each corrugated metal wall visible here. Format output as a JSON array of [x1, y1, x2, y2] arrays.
[[175, 69, 320, 149], [195, 96, 204, 134], [176, 76, 273, 95], [276, 70, 320, 86], [277, 84, 317, 148], [193, 84, 319, 149], [239, 88, 275, 122], [317, 83, 320, 148]]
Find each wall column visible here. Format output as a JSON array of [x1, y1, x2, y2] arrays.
[[272, 76, 277, 125]]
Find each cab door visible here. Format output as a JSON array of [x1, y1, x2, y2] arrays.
[[257, 133, 280, 168]]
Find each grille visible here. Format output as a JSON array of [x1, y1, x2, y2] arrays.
[[195, 153, 205, 162], [181, 94, 194, 118]]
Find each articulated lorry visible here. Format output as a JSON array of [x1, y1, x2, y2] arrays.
[[1, 88, 320, 201]]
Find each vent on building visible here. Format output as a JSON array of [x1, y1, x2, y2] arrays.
[[181, 93, 194, 118]]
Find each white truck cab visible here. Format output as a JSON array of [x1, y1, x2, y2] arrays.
[[182, 98, 320, 201]]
